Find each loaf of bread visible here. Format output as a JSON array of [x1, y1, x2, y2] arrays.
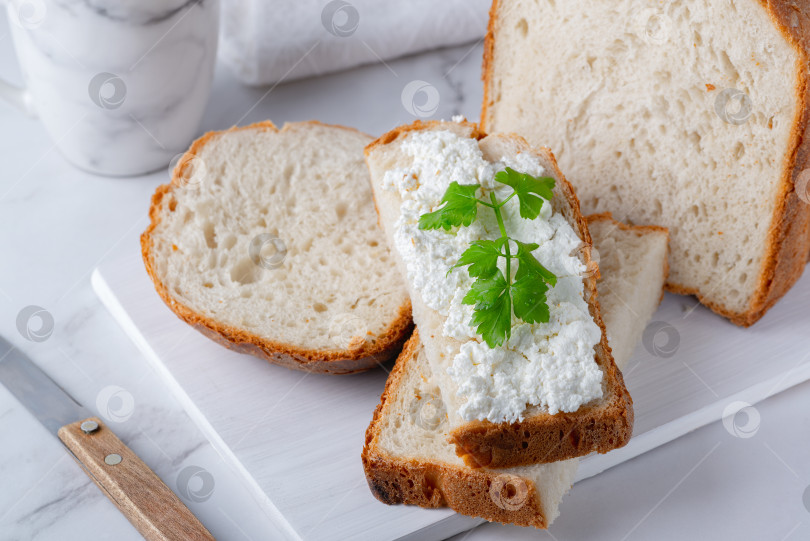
[[141, 121, 412, 374], [365, 120, 632, 468], [482, 0, 810, 326], [362, 214, 669, 528]]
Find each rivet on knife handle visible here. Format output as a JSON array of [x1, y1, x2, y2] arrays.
[[57, 417, 215, 541]]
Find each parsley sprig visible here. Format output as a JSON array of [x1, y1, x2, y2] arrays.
[[418, 167, 557, 348]]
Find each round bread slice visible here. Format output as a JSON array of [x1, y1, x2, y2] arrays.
[[141, 121, 412, 374]]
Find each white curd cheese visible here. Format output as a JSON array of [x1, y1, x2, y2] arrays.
[[381, 130, 603, 423]]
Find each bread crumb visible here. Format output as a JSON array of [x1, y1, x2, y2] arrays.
[[705, 84, 716, 91], [172, 244, 178, 251]]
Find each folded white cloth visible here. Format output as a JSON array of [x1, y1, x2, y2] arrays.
[[220, 0, 490, 86]]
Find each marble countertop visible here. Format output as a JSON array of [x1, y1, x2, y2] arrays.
[[0, 10, 808, 541]]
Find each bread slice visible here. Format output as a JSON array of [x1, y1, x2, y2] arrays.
[[141, 121, 412, 375], [482, 0, 810, 327], [365, 120, 632, 468], [362, 215, 669, 528], [363, 330, 578, 528], [586, 213, 669, 370]]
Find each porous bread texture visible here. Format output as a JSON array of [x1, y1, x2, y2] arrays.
[[365, 120, 633, 468], [482, 0, 810, 326], [587, 213, 670, 370], [362, 215, 670, 528], [363, 331, 578, 529], [141, 121, 412, 374]]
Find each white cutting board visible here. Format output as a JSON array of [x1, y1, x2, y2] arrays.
[[92, 247, 810, 541]]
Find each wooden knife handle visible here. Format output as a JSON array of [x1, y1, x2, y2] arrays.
[[57, 417, 215, 541]]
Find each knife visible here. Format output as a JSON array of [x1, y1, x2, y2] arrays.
[[0, 336, 215, 541]]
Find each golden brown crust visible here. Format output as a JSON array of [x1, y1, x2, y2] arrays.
[[479, 0, 501, 134], [141, 120, 413, 375], [482, 0, 810, 327], [585, 211, 669, 237], [364, 121, 634, 468], [362, 330, 552, 529]]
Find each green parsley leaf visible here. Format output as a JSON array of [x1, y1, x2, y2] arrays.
[[416, 167, 559, 348], [418, 182, 480, 231], [462, 271, 512, 348], [512, 274, 551, 324], [451, 238, 505, 278], [514, 240, 557, 286], [494, 167, 556, 220], [462, 271, 507, 307]]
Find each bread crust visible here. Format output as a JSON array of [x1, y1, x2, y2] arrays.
[[364, 120, 633, 468], [585, 211, 668, 237], [479, 0, 501, 135], [481, 0, 810, 327], [362, 330, 554, 529], [141, 120, 413, 375]]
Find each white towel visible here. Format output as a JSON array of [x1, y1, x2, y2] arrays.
[[220, 0, 490, 86]]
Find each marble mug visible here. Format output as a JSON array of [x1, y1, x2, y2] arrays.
[[0, 0, 219, 176]]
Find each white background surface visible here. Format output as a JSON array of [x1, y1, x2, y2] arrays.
[[0, 8, 809, 541]]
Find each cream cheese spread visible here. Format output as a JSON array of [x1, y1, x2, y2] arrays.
[[382, 129, 603, 423]]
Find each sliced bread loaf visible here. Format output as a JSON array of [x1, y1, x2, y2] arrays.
[[365, 120, 632, 468], [482, 0, 810, 326], [362, 215, 669, 528], [141, 121, 412, 374]]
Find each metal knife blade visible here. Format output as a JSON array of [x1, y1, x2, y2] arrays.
[[0, 334, 215, 540], [0, 335, 90, 434]]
